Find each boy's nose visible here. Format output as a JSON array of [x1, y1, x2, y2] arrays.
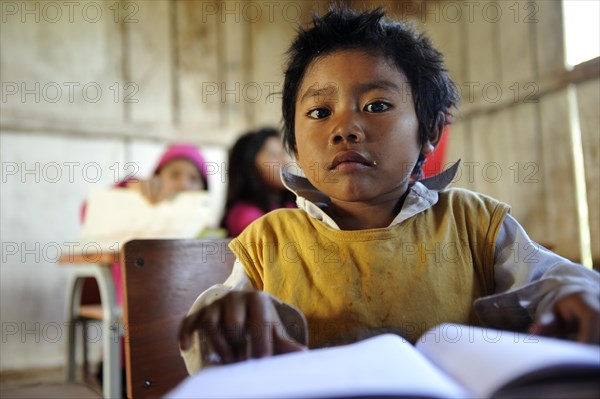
[[329, 113, 365, 145]]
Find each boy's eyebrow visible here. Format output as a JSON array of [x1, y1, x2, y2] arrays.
[[356, 80, 404, 94], [299, 80, 406, 103], [299, 83, 338, 103]]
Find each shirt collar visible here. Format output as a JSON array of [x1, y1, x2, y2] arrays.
[[282, 160, 461, 230]]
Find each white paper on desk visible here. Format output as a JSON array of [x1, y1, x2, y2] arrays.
[[166, 334, 469, 399], [79, 188, 214, 251]]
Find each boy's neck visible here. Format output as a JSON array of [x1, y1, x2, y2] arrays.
[[327, 189, 410, 230]]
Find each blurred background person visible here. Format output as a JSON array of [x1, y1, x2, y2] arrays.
[[81, 143, 210, 305], [128, 143, 209, 204], [79, 143, 210, 391], [221, 128, 296, 237]]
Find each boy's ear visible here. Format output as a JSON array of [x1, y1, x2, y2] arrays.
[[422, 133, 440, 156], [422, 118, 444, 155], [422, 141, 435, 155]]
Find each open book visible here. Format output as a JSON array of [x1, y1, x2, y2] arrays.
[[168, 324, 599, 399]]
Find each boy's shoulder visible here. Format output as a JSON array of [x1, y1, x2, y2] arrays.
[[263, 207, 307, 219], [435, 186, 511, 215], [438, 186, 499, 202], [240, 207, 311, 235]]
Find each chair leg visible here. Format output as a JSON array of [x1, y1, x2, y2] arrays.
[[82, 319, 89, 379], [65, 276, 84, 382], [66, 317, 77, 381]]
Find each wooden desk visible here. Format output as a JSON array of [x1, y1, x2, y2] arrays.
[[59, 250, 122, 399]]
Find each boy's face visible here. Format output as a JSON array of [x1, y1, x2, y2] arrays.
[[294, 50, 429, 205]]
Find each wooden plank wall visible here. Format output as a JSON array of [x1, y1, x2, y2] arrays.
[[351, 0, 599, 265], [577, 79, 600, 266], [1, 0, 321, 144]]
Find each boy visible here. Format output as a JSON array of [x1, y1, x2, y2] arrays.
[[179, 7, 599, 373]]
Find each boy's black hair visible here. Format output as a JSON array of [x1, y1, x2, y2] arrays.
[[220, 127, 295, 232], [282, 7, 459, 178]]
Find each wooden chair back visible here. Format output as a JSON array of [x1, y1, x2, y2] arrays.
[[121, 239, 235, 399]]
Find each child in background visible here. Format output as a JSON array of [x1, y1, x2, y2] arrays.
[[221, 127, 296, 237], [120, 143, 209, 205], [179, 7, 599, 372], [81, 143, 209, 305], [116, 143, 209, 302], [83, 143, 209, 389]]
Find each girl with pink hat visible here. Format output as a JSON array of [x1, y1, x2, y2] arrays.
[[127, 143, 209, 204]]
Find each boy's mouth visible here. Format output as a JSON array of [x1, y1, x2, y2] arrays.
[[329, 151, 374, 170]]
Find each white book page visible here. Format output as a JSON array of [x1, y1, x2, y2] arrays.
[[167, 334, 470, 399], [79, 188, 214, 251], [415, 324, 600, 398]]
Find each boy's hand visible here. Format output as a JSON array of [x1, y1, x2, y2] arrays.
[[529, 292, 600, 344], [179, 291, 307, 365]]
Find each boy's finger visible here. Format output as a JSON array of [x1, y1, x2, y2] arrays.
[[203, 306, 235, 364], [178, 314, 196, 350], [247, 293, 274, 359], [178, 310, 208, 350], [221, 296, 248, 361]]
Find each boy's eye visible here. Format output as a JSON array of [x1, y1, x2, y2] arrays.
[[364, 102, 390, 113], [307, 108, 331, 119]]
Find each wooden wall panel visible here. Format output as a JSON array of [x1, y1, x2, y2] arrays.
[[436, 22, 465, 87], [464, 1, 503, 202], [419, 8, 465, 87], [539, 90, 580, 260], [464, 2, 499, 107], [248, 7, 298, 130], [535, 0, 565, 80], [498, 1, 536, 84], [0, 1, 123, 125], [176, 1, 221, 133], [220, 6, 249, 135], [469, 111, 512, 202], [507, 104, 546, 241], [576, 79, 600, 264], [127, 0, 173, 125], [496, 1, 545, 242], [445, 121, 476, 191]]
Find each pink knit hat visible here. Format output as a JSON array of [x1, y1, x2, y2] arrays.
[[154, 143, 208, 181]]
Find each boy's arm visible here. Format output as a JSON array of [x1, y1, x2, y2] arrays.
[[474, 214, 600, 343], [179, 259, 307, 374]]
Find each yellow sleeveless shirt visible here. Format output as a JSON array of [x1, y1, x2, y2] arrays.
[[230, 188, 509, 347]]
